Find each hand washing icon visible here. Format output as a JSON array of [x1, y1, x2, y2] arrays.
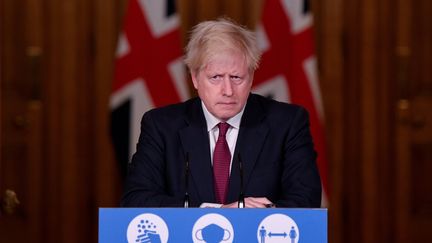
[[126, 213, 169, 243], [195, 223, 232, 243]]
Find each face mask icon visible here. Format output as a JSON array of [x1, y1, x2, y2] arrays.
[[195, 223, 231, 243]]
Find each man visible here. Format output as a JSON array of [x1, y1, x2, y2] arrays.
[[121, 18, 321, 208]]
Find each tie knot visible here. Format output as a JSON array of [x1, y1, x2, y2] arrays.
[[218, 122, 230, 137]]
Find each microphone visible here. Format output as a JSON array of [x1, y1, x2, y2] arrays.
[[183, 152, 190, 208], [237, 153, 245, 208]]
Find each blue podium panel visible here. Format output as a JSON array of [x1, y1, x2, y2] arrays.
[[99, 208, 327, 243]]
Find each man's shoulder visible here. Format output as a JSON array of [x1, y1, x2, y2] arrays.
[[249, 93, 305, 114], [248, 94, 309, 130], [146, 97, 199, 116]]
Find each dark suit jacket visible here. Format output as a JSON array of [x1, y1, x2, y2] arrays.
[[121, 93, 322, 207]]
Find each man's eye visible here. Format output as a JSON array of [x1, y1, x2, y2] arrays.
[[210, 75, 222, 80], [230, 76, 243, 84]]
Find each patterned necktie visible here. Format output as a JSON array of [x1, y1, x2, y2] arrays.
[[213, 122, 231, 204]]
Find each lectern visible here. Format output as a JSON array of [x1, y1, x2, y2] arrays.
[[99, 208, 327, 242]]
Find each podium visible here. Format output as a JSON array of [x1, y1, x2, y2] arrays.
[[99, 208, 327, 242]]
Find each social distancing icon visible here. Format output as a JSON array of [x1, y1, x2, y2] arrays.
[[257, 214, 299, 243]]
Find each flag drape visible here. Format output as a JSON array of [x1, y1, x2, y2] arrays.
[[110, 0, 328, 205], [253, 0, 329, 205], [110, 0, 188, 177]]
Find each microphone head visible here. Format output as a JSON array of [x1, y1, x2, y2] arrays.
[[184, 193, 189, 208], [238, 195, 245, 208]]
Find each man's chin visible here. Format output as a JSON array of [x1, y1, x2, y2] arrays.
[[214, 110, 240, 121]]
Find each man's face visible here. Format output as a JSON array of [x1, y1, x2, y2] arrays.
[[191, 50, 253, 121]]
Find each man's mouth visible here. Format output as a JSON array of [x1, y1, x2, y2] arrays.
[[218, 101, 236, 105]]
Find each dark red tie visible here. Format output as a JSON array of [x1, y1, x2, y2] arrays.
[[213, 122, 231, 204]]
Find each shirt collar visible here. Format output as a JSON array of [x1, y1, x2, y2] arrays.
[[201, 101, 245, 132]]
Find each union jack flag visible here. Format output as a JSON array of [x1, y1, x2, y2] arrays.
[[253, 0, 329, 205], [110, 0, 188, 177]]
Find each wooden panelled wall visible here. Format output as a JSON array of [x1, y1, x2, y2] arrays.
[[1, 0, 125, 242], [1, 0, 431, 242]]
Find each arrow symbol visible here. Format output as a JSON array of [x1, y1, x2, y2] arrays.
[[268, 232, 287, 238]]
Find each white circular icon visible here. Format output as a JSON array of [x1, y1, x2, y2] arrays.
[[257, 213, 299, 243], [126, 213, 169, 243], [192, 213, 234, 243]]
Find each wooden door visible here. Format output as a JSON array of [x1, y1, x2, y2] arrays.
[[395, 0, 432, 241], [0, 0, 45, 242], [1, 0, 123, 241]]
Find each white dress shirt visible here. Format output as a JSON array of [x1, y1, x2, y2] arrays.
[[200, 101, 245, 207]]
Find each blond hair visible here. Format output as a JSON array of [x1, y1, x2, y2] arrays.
[[184, 18, 261, 73]]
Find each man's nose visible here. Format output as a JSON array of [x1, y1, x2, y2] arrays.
[[222, 78, 233, 96]]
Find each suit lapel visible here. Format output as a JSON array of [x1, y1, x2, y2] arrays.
[[226, 95, 269, 203], [178, 99, 216, 203]]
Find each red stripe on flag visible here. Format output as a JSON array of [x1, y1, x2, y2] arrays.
[[255, 0, 329, 197], [113, 0, 182, 107]]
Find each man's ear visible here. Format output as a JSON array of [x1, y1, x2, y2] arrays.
[[191, 71, 199, 89], [248, 72, 255, 88]]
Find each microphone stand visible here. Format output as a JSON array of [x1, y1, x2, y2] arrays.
[[238, 153, 245, 208], [183, 152, 190, 208]]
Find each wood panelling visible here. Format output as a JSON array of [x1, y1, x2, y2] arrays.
[[40, 0, 124, 242], [93, 0, 124, 208], [341, 0, 363, 241], [395, 0, 432, 242], [0, 0, 45, 242], [337, 0, 400, 242], [179, 0, 262, 31], [312, 0, 344, 242], [1, 0, 123, 242]]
